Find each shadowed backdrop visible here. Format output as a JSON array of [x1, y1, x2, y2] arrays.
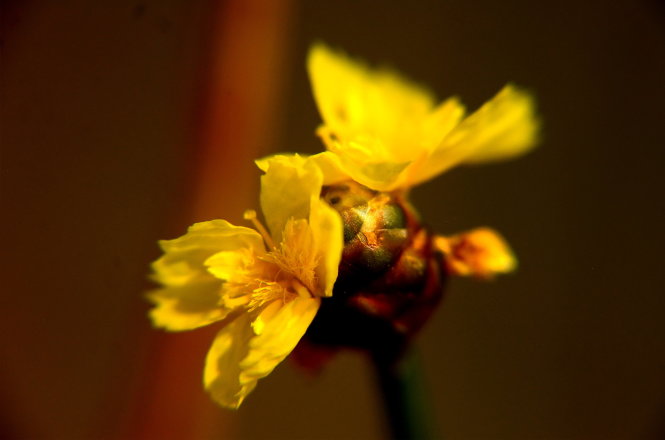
[[2, 1, 664, 438]]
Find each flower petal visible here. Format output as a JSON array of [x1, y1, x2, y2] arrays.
[[204, 313, 255, 409], [205, 249, 254, 282], [420, 97, 467, 152], [256, 154, 324, 243], [435, 228, 517, 279], [152, 220, 265, 286], [239, 297, 320, 385], [147, 280, 228, 332], [148, 220, 264, 331], [308, 44, 539, 191], [459, 85, 539, 164], [308, 42, 436, 157], [320, 134, 411, 191], [307, 151, 350, 185], [203, 297, 320, 409], [308, 197, 344, 297], [416, 85, 539, 185]]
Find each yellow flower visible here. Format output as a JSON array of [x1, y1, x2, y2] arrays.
[[148, 154, 343, 409], [148, 45, 539, 410], [307, 43, 540, 192]]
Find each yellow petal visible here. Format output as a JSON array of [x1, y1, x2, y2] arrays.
[[239, 297, 320, 385], [257, 153, 344, 297], [417, 85, 539, 185], [322, 135, 411, 191], [459, 85, 540, 164], [147, 280, 229, 332], [204, 297, 320, 409], [308, 43, 478, 191], [435, 228, 517, 279], [308, 42, 436, 157], [148, 220, 264, 331], [204, 313, 255, 409], [152, 220, 264, 286], [307, 151, 350, 185], [250, 299, 282, 335], [256, 154, 323, 243], [308, 197, 343, 297], [420, 97, 467, 152], [204, 249, 254, 282], [308, 44, 539, 190]]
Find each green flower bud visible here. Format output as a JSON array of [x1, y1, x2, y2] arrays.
[[295, 182, 446, 363]]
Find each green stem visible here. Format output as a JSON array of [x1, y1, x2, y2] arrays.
[[372, 348, 435, 440]]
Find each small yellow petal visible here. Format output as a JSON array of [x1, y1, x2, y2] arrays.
[[435, 228, 517, 279]]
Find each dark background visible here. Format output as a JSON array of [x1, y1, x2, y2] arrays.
[[2, 1, 664, 438]]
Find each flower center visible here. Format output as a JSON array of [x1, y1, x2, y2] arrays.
[[243, 209, 318, 301]]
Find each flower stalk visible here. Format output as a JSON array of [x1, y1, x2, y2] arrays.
[[372, 348, 434, 440]]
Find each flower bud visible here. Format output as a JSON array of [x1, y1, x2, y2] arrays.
[[294, 182, 446, 364]]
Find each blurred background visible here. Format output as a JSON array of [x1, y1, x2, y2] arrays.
[[2, 0, 665, 438]]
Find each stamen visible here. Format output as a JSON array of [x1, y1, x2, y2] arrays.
[[292, 279, 314, 299], [244, 209, 276, 250]]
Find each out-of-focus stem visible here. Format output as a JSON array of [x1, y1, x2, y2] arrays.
[[372, 348, 436, 440]]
